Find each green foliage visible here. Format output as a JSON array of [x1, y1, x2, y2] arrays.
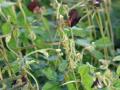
[[78, 65, 93, 90], [42, 82, 61, 90], [94, 37, 112, 49], [116, 66, 120, 76], [113, 80, 120, 89], [2, 22, 11, 34], [58, 60, 68, 72], [0, 0, 120, 90], [42, 67, 57, 81]]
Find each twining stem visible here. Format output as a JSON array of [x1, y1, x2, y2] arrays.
[[95, 8, 109, 59], [24, 68, 39, 90], [103, 0, 115, 56], [86, 7, 94, 39], [0, 39, 13, 77], [0, 68, 6, 89]]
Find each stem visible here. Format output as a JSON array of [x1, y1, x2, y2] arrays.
[[95, 8, 109, 59], [0, 40, 13, 77], [103, 0, 115, 56], [86, 7, 94, 39], [24, 68, 39, 90], [0, 68, 6, 89]]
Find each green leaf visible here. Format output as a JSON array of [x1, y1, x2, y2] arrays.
[[65, 73, 76, 90], [41, 17, 50, 31], [113, 55, 120, 61], [0, 0, 3, 3], [78, 65, 93, 90], [7, 61, 21, 73], [41, 0, 51, 7], [75, 39, 90, 47], [42, 67, 57, 81], [113, 80, 120, 88], [11, 62, 20, 73], [2, 23, 11, 34], [0, 1, 15, 8], [64, 27, 89, 38], [42, 82, 61, 90], [58, 60, 68, 72], [17, 14, 26, 26], [94, 37, 112, 48], [90, 49, 104, 60], [116, 65, 120, 76], [2, 6, 17, 23], [35, 37, 49, 48], [48, 55, 58, 61]]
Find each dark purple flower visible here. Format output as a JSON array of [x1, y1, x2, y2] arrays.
[[21, 76, 27, 83], [66, 9, 81, 27], [12, 80, 17, 85], [27, 0, 41, 13]]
